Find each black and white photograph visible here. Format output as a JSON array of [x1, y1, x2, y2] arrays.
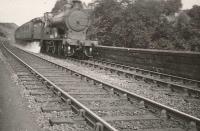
[[0, 0, 200, 131]]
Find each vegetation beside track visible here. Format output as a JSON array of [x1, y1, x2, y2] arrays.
[[0, 23, 18, 42], [88, 0, 200, 52]]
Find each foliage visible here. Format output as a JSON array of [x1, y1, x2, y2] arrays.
[[187, 5, 200, 28], [89, 0, 200, 52], [52, 0, 69, 12], [0, 23, 18, 42]]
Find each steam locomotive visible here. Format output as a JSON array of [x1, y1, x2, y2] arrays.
[[15, 0, 97, 58]]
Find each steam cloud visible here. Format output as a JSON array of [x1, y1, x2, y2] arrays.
[[23, 41, 41, 53], [15, 41, 41, 53]]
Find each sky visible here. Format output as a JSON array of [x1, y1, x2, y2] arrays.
[[0, 0, 199, 26]]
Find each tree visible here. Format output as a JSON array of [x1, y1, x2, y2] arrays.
[[164, 0, 182, 15], [187, 5, 200, 28], [90, 0, 123, 46]]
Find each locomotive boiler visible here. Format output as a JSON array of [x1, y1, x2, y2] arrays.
[[15, 0, 97, 59]]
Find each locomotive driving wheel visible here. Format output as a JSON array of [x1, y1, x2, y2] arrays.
[[67, 45, 75, 57], [84, 46, 93, 58], [63, 45, 68, 58], [63, 45, 75, 57], [51, 41, 56, 54], [46, 42, 50, 53], [57, 44, 63, 57]]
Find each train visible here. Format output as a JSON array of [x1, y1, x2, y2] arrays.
[[15, 0, 97, 59]]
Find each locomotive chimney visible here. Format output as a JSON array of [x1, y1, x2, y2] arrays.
[[72, 0, 82, 9]]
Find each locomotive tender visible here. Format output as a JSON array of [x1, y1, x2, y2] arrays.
[[15, 0, 97, 58]]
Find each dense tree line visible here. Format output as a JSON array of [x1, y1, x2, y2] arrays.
[[88, 0, 200, 51], [0, 23, 18, 42]]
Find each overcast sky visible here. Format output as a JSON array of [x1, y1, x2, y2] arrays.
[[0, 0, 199, 26]]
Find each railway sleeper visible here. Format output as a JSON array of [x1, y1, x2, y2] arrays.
[[29, 90, 53, 96], [34, 97, 61, 103], [17, 72, 32, 76], [41, 105, 71, 113], [19, 77, 36, 81], [23, 81, 43, 86], [69, 92, 107, 96], [77, 97, 119, 102], [50, 79, 81, 83], [103, 114, 158, 122], [25, 86, 47, 91], [49, 118, 74, 126], [90, 105, 140, 111]]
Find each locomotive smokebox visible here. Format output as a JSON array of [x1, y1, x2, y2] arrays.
[[65, 10, 89, 32], [47, 0, 89, 32], [43, 0, 90, 40]]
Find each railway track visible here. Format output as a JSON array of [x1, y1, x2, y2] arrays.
[[56, 57, 200, 118], [1, 49, 93, 131], [71, 58, 200, 97], [1, 42, 200, 131]]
